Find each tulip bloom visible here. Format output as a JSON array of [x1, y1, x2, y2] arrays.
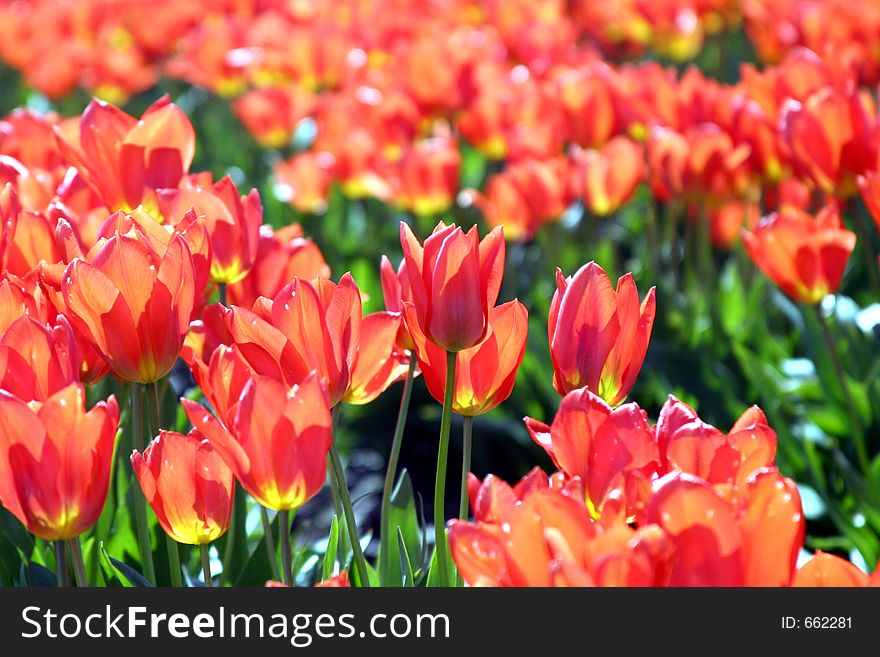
[[342, 312, 410, 405], [781, 88, 876, 198], [570, 137, 645, 217], [62, 209, 205, 382], [394, 138, 460, 216], [54, 96, 195, 213], [793, 552, 880, 587], [549, 262, 656, 406], [0, 383, 119, 541], [131, 429, 234, 545], [525, 387, 658, 522], [184, 373, 332, 511], [0, 315, 79, 402], [857, 173, 880, 232], [408, 300, 528, 416], [400, 221, 505, 352], [742, 204, 856, 304], [157, 175, 262, 284]]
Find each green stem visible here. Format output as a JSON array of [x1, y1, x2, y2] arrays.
[[459, 415, 473, 520], [200, 543, 213, 587], [379, 357, 417, 585], [261, 507, 280, 582], [54, 540, 69, 587], [433, 350, 457, 587], [130, 383, 156, 584], [329, 442, 370, 587], [279, 510, 292, 586], [218, 282, 228, 306], [814, 305, 871, 473], [66, 537, 88, 587], [165, 535, 183, 587]]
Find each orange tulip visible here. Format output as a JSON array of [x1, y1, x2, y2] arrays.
[[525, 387, 658, 522], [227, 224, 330, 308], [0, 314, 78, 403], [157, 175, 262, 284], [407, 300, 528, 416], [449, 486, 672, 587], [570, 136, 645, 217], [393, 138, 460, 217], [184, 372, 332, 511], [342, 311, 409, 405], [549, 262, 656, 406], [399, 221, 505, 352], [781, 87, 877, 198], [62, 209, 205, 382], [793, 552, 879, 587], [273, 152, 336, 215], [742, 203, 856, 304], [0, 183, 63, 278], [131, 429, 234, 545], [0, 383, 119, 541], [209, 275, 362, 407], [54, 96, 195, 214]]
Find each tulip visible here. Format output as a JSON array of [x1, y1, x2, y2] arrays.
[[525, 387, 658, 523], [61, 209, 205, 383], [227, 224, 330, 308], [793, 552, 879, 587], [394, 138, 460, 216], [184, 372, 332, 513], [549, 262, 656, 406], [157, 175, 262, 285], [570, 137, 645, 217], [0, 314, 78, 402], [408, 300, 528, 416], [742, 203, 856, 304], [131, 429, 234, 545], [342, 311, 409, 405], [857, 172, 880, 233], [0, 383, 119, 541], [781, 87, 877, 198], [273, 152, 335, 215], [53, 96, 195, 214], [400, 221, 505, 352]]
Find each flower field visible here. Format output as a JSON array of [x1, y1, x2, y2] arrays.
[[0, 0, 879, 588]]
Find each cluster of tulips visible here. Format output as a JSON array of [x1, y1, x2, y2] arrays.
[[0, 85, 875, 587], [3, 1, 880, 251]]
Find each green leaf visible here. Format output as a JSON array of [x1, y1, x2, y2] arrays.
[[0, 507, 34, 559], [397, 527, 415, 588], [100, 543, 153, 587], [379, 469, 421, 587], [0, 532, 21, 586], [322, 516, 340, 581]]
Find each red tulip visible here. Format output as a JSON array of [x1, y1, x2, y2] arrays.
[[394, 138, 460, 216], [0, 383, 119, 540], [408, 300, 528, 416], [549, 262, 656, 405], [742, 203, 856, 304], [0, 314, 78, 402], [131, 429, 234, 545], [781, 87, 877, 198], [343, 312, 409, 405], [570, 137, 645, 217], [54, 96, 195, 214], [158, 175, 262, 284], [857, 172, 880, 233], [525, 387, 658, 522], [184, 372, 332, 511], [62, 209, 205, 382], [400, 221, 505, 352]]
